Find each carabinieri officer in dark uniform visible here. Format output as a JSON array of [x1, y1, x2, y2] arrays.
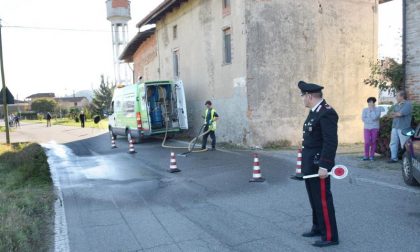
[[298, 81, 339, 247]]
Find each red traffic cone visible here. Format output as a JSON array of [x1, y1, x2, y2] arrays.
[[290, 148, 303, 180], [249, 153, 265, 182], [168, 152, 181, 173], [111, 136, 117, 149]]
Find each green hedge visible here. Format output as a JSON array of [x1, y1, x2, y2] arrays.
[[377, 102, 420, 157], [18, 112, 37, 120]]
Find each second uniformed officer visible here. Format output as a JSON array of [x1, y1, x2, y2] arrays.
[[298, 81, 339, 247]]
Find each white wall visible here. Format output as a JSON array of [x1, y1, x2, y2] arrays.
[[155, 0, 248, 142]]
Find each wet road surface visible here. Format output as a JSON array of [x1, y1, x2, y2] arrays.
[[42, 130, 420, 252]]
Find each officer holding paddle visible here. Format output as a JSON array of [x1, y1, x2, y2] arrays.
[[298, 81, 339, 247]]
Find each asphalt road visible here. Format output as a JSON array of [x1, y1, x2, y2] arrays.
[[2, 122, 420, 252]]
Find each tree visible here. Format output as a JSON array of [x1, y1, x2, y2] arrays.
[[68, 107, 80, 121], [31, 99, 57, 114], [92, 75, 114, 117], [363, 58, 404, 95]]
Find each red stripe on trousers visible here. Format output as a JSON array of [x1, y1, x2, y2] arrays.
[[320, 179, 332, 241]]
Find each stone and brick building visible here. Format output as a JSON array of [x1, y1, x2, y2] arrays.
[[25, 93, 55, 101], [25, 93, 89, 113], [404, 0, 420, 101], [122, 0, 379, 146]]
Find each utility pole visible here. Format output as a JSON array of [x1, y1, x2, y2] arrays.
[[0, 18, 10, 144]]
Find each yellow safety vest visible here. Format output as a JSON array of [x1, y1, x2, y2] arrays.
[[204, 108, 217, 131]]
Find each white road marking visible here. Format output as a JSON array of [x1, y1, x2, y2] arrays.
[[357, 177, 420, 195], [43, 143, 71, 252]]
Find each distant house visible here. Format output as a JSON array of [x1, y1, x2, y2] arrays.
[[404, 0, 420, 101], [55, 97, 89, 111], [25, 93, 55, 101], [0, 101, 30, 118]]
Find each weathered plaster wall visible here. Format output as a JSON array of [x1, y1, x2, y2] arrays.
[[155, 0, 249, 143], [245, 0, 378, 146], [405, 0, 420, 102], [132, 33, 159, 81]]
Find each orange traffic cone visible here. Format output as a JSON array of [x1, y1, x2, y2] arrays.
[[111, 136, 117, 149], [168, 152, 181, 173], [249, 153, 265, 182], [290, 148, 303, 180]]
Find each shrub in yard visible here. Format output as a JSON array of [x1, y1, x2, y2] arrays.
[[19, 112, 37, 120], [36, 113, 44, 121], [412, 102, 420, 123]]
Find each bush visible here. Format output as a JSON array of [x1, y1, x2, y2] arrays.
[[36, 113, 44, 121], [376, 102, 420, 157], [19, 112, 37, 120], [412, 102, 420, 123], [31, 99, 57, 114]]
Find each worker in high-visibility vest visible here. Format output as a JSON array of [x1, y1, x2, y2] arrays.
[[201, 100, 219, 151]]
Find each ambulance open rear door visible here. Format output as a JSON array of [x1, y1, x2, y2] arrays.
[[175, 80, 188, 130]]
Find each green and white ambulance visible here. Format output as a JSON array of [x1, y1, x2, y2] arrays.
[[108, 80, 188, 142]]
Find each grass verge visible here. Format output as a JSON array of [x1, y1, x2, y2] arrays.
[[0, 126, 15, 133], [0, 143, 54, 251], [21, 118, 109, 129], [52, 118, 108, 129]]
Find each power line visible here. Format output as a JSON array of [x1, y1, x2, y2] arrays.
[[2, 25, 109, 32]]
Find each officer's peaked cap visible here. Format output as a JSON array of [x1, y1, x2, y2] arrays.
[[298, 81, 324, 94]]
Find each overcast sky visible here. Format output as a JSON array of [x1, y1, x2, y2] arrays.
[[0, 0, 402, 100], [378, 0, 402, 62]]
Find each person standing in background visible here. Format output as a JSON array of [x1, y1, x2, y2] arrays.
[[79, 111, 86, 128], [46, 112, 52, 127], [361, 97, 384, 161], [14, 114, 20, 128], [388, 91, 412, 163]]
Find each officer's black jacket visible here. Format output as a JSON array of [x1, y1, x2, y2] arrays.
[[302, 100, 338, 174]]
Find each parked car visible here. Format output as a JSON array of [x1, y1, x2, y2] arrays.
[[401, 124, 420, 186]]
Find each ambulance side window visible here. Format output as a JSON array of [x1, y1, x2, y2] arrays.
[[123, 101, 135, 113], [110, 101, 114, 114]]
